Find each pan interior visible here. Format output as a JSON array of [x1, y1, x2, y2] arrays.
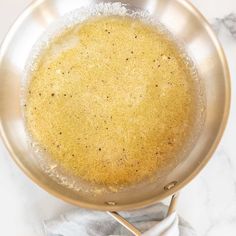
[[22, 7, 204, 194]]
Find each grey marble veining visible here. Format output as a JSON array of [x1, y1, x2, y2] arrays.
[[212, 13, 236, 38]]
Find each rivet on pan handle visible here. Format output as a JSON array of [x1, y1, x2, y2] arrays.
[[107, 193, 179, 236]]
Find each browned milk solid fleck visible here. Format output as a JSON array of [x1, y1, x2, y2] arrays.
[[25, 16, 199, 187]]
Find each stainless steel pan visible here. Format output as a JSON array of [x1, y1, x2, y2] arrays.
[[0, 0, 230, 234]]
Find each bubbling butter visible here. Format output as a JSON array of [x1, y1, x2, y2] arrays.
[[24, 16, 202, 187]]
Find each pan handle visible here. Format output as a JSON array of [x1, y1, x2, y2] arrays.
[[107, 193, 179, 236]]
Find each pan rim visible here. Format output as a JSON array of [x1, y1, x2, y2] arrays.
[[0, 0, 231, 211]]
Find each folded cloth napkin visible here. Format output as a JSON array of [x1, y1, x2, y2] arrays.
[[44, 203, 196, 236]]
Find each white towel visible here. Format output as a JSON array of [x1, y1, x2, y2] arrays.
[[44, 203, 196, 236]]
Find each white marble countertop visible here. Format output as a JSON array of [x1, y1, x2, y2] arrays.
[[0, 0, 236, 235]]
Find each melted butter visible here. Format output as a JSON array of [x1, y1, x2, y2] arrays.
[[25, 16, 200, 186]]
